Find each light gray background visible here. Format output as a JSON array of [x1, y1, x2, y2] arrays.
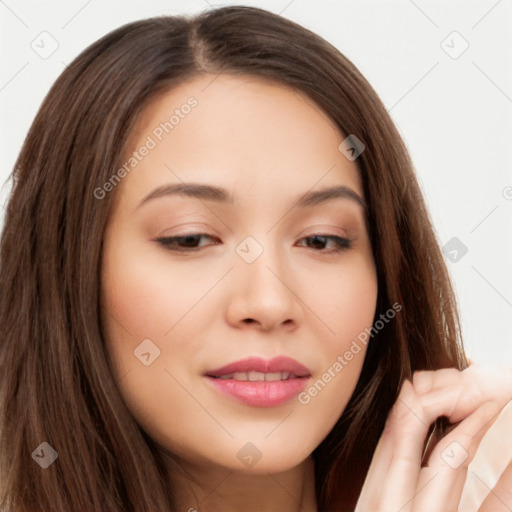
[[1, 0, 511, 366]]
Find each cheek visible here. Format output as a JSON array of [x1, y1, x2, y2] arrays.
[[99, 235, 217, 442], [298, 255, 377, 406], [302, 252, 378, 350], [99, 231, 200, 388], [101, 236, 217, 343]]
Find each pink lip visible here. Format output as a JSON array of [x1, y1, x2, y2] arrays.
[[205, 356, 311, 378], [204, 356, 311, 408]]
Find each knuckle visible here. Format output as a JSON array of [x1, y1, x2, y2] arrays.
[[387, 380, 428, 433], [412, 370, 432, 393]]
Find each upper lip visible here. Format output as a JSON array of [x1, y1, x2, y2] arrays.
[[205, 356, 311, 378]]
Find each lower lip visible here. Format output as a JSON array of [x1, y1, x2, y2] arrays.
[[205, 376, 309, 407]]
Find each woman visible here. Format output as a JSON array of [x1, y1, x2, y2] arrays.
[[0, 5, 510, 511]]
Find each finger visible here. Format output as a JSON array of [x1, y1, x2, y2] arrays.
[[413, 367, 463, 395], [358, 379, 501, 510], [412, 465, 468, 511], [356, 367, 512, 511], [377, 382, 508, 511], [428, 401, 504, 468], [420, 418, 462, 467], [417, 367, 494, 464], [376, 379, 432, 511], [420, 382, 511, 425], [355, 379, 424, 511], [412, 401, 503, 511], [413, 365, 512, 410], [478, 462, 512, 512], [353, 431, 395, 512]]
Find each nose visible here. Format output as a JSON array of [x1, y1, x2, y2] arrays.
[[224, 240, 304, 332]]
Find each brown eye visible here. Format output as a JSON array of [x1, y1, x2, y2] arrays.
[[155, 233, 352, 255], [297, 234, 352, 253], [156, 233, 220, 253]]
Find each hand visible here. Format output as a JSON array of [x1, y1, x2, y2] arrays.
[[354, 364, 512, 511]]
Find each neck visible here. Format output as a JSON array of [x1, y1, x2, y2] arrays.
[[164, 452, 318, 512]]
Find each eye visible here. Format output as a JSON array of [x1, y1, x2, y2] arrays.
[[156, 233, 220, 253], [296, 234, 352, 254], [156, 233, 352, 254]]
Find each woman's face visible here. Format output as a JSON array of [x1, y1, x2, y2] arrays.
[[100, 73, 378, 474]]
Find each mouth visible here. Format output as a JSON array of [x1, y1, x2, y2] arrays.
[[208, 371, 306, 381], [203, 356, 311, 407], [204, 355, 311, 378]]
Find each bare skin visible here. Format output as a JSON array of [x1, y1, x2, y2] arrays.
[[100, 73, 512, 511], [101, 73, 377, 512], [356, 365, 512, 511]]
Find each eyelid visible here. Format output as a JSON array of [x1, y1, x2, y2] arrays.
[[297, 224, 351, 237], [155, 231, 355, 255]]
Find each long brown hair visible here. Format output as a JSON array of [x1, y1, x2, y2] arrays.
[[0, 6, 467, 511]]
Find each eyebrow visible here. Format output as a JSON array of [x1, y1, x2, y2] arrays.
[[136, 182, 366, 210]]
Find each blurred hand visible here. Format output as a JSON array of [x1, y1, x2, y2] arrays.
[[355, 364, 512, 511]]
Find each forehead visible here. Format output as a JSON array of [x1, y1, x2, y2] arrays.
[[114, 73, 363, 210]]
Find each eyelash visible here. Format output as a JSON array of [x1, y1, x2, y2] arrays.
[[155, 233, 353, 255]]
